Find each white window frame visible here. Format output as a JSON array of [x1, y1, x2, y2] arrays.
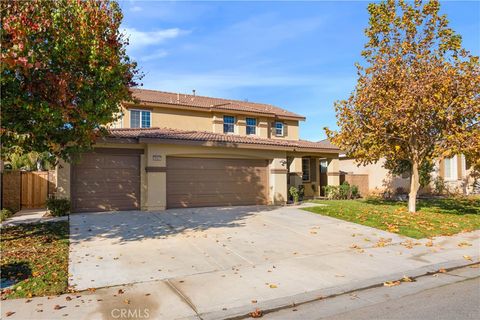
[[246, 117, 257, 135], [130, 109, 151, 128], [302, 158, 311, 182], [444, 155, 458, 181], [223, 115, 235, 134], [275, 122, 284, 137]]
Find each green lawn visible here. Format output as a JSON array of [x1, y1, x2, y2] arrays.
[[0, 221, 69, 299], [304, 197, 480, 239]]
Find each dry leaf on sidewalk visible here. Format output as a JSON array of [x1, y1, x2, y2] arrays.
[[383, 281, 401, 287], [250, 309, 263, 318], [463, 255, 473, 261]]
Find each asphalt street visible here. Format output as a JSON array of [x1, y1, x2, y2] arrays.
[[265, 266, 480, 320]]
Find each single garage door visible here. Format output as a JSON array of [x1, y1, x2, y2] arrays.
[[72, 152, 141, 212], [167, 157, 269, 208]]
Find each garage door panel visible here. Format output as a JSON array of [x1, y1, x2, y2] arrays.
[[167, 157, 268, 208], [72, 152, 140, 212], [167, 158, 266, 170]]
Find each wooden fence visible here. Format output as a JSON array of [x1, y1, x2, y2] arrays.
[[1, 170, 56, 211], [340, 172, 369, 197]]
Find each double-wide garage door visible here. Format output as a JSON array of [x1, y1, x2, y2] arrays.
[[72, 152, 141, 212], [72, 153, 269, 211], [167, 157, 269, 208]]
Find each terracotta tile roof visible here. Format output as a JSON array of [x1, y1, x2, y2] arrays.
[[129, 88, 306, 120], [107, 128, 340, 153]]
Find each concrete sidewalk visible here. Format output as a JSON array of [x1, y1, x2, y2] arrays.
[[2, 228, 478, 320], [1, 209, 67, 227]]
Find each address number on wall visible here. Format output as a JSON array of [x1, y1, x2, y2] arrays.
[[152, 155, 162, 161]]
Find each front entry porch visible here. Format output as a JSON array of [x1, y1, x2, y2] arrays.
[[287, 154, 340, 200]]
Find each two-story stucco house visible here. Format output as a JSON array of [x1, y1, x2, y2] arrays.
[[56, 88, 341, 212]]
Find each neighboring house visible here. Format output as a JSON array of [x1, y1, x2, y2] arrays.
[[56, 88, 341, 212], [339, 154, 475, 195]]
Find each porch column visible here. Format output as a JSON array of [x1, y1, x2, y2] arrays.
[[327, 157, 340, 186], [288, 157, 303, 188], [269, 157, 288, 205], [314, 158, 321, 196], [144, 145, 167, 211]]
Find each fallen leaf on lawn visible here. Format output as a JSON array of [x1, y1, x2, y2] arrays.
[[463, 255, 473, 261], [6, 311, 15, 317], [269, 284, 278, 288], [438, 268, 447, 273], [383, 281, 401, 287], [458, 242, 472, 247], [250, 309, 263, 318]]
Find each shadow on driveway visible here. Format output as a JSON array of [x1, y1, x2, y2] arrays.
[[70, 205, 279, 244]]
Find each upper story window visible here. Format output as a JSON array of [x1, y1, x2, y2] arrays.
[[275, 122, 284, 137], [223, 115, 235, 133], [302, 158, 310, 181], [246, 118, 257, 135], [130, 110, 151, 128]]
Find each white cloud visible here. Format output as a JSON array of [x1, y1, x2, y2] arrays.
[[130, 6, 143, 12], [144, 72, 355, 97], [123, 27, 188, 51], [140, 49, 169, 62]]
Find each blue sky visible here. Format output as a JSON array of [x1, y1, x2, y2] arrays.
[[119, 0, 480, 141]]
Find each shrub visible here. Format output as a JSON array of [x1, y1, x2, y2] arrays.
[[324, 182, 360, 200], [0, 208, 13, 222], [339, 181, 351, 199], [289, 186, 300, 203], [46, 198, 71, 217], [298, 185, 305, 200], [433, 176, 447, 195], [351, 185, 359, 198]]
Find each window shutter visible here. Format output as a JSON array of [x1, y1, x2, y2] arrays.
[[283, 123, 288, 137], [270, 122, 275, 137], [457, 155, 463, 179], [438, 159, 445, 178]]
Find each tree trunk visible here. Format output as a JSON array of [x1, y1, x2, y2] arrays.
[[408, 160, 420, 213]]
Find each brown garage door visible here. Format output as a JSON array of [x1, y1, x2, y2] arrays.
[[72, 152, 141, 212], [167, 157, 269, 208]]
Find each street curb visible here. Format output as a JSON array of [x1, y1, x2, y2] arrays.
[[199, 257, 479, 320]]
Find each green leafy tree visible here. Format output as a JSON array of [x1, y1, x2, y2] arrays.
[[326, 0, 480, 212], [1, 0, 140, 161]]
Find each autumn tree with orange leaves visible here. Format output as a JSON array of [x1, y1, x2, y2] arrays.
[[326, 0, 479, 212], [1, 0, 140, 161]]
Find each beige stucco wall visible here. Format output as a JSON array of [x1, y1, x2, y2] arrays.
[[340, 158, 410, 193], [55, 159, 71, 199], [116, 104, 300, 140]]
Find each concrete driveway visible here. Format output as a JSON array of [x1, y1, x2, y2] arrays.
[[69, 204, 409, 290]]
